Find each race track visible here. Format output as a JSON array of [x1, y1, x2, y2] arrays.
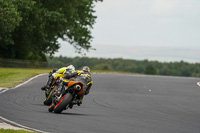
[[1, 73, 200, 133]]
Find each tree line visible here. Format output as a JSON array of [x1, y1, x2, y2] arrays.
[[0, 0, 102, 61], [48, 56, 200, 77]]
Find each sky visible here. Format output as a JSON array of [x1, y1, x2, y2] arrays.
[[55, 0, 200, 63]]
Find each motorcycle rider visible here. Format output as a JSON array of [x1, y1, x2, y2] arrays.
[[41, 64, 76, 91], [77, 66, 92, 95], [71, 66, 93, 106], [49, 66, 93, 111]]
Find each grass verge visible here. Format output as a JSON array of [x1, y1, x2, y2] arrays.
[[0, 129, 34, 133], [0, 67, 51, 88]]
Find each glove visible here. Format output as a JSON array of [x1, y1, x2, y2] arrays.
[[84, 89, 89, 95]]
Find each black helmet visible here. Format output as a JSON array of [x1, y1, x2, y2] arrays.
[[82, 66, 90, 72]]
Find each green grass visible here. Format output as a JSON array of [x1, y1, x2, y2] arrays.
[[0, 129, 34, 133], [0, 67, 51, 88]]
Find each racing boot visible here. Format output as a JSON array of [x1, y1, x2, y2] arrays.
[[41, 86, 47, 91], [73, 99, 82, 106], [68, 103, 74, 109], [68, 99, 82, 109]]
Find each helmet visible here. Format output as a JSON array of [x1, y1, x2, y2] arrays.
[[82, 66, 90, 72], [66, 65, 75, 71]]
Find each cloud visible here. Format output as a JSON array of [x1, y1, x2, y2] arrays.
[[151, 0, 180, 13], [56, 0, 200, 63], [93, 0, 200, 47], [87, 44, 199, 63], [55, 40, 200, 63]]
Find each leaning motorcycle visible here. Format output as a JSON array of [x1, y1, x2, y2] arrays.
[[49, 80, 84, 113]]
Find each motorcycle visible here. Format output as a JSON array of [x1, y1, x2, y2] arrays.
[[48, 80, 84, 113]]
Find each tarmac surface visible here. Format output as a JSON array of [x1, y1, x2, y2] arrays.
[[0, 73, 200, 133]]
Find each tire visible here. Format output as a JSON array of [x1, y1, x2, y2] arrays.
[[54, 93, 73, 113], [43, 89, 54, 105], [48, 105, 54, 112]]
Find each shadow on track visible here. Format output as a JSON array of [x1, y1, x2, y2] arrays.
[[58, 112, 91, 116]]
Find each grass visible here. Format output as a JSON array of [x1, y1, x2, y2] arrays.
[[0, 67, 51, 88], [0, 129, 34, 133]]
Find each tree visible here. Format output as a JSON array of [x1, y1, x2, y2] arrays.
[[93, 63, 113, 71], [145, 64, 157, 75], [159, 66, 171, 75], [0, 0, 22, 46], [0, 0, 103, 61]]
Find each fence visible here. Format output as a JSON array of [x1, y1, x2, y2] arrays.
[[0, 58, 48, 68]]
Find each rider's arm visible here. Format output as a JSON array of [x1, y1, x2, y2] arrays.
[[85, 80, 93, 95], [56, 67, 67, 74], [64, 70, 78, 79]]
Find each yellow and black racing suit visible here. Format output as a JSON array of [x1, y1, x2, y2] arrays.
[[60, 70, 93, 106], [75, 70, 93, 95], [41, 67, 76, 90]]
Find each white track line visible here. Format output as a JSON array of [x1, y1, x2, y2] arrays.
[[0, 73, 47, 94], [0, 116, 48, 133], [14, 73, 47, 89], [197, 82, 200, 87], [0, 73, 49, 133]]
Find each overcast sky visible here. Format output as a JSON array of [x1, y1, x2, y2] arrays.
[[55, 0, 200, 63]]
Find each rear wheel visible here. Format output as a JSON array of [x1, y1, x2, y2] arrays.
[[54, 93, 73, 113]]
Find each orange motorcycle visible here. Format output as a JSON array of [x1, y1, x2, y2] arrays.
[[48, 80, 84, 113]]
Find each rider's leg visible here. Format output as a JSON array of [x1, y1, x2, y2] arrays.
[[41, 75, 55, 91]]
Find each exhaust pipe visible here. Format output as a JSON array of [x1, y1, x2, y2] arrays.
[[75, 85, 81, 90]]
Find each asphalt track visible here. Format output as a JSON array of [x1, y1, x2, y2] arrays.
[[1, 73, 200, 133]]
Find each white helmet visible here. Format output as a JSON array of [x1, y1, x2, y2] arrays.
[[66, 65, 75, 71]]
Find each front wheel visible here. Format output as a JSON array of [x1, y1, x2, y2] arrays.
[[43, 89, 54, 105], [53, 93, 73, 113]]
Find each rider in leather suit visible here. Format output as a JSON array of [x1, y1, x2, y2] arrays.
[[41, 65, 76, 91], [49, 66, 93, 110]]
